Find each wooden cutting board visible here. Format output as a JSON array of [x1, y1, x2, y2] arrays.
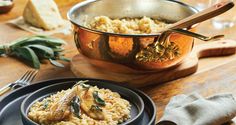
[[71, 39, 236, 87]]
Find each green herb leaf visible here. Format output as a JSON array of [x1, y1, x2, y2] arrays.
[[28, 44, 54, 58], [31, 36, 66, 46], [70, 96, 82, 118], [15, 47, 40, 69], [1, 35, 69, 69], [49, 58, 64, 68], [53, 48, 64, 52], [0, 45, 6, 55], [9, 37, 31, 47], [59, 56, 71, 62], [11, 36, 66, 48], [93, 91, 106, 106]]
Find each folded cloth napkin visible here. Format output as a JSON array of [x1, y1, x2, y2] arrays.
[[157, 93, 236, 125]]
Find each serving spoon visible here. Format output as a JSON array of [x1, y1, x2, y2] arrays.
[[136, 1, 234, 63], [160, 1, 234, 32], [157, 0, 234, 42], [158, 0, 235, 41], [171, 29, 224, 41]]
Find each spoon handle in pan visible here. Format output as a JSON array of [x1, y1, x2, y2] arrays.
[[163, 1, 234, 31], [171, 29, 224, 41]]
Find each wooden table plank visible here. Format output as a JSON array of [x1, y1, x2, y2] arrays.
[[1, 0, 236, 124]]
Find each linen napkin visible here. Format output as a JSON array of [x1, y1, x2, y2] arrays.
[[157, 93, 236, 125]]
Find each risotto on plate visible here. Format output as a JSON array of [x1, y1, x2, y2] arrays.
[[28, 81, 131, 125]]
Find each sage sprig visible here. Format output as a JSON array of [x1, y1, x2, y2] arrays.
[[0, 35, 70, 69]]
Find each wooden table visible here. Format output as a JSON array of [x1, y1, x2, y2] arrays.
[[1, 0, 236, 124]]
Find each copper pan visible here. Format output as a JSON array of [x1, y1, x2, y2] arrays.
[[67, 0, 224, 71]]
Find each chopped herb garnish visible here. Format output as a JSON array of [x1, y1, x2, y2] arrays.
[[93, 91, 106, 106], [42, 100, 51, 109], [70, 96, 82, 118]]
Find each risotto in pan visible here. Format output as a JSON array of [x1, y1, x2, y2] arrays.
[[28, 81, 131, 125], [86, 16, 170, 34]]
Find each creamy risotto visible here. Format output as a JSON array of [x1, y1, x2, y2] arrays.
[[28, 81, 131, 125], [86, 16, 170, 34]]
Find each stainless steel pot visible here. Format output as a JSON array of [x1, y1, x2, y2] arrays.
[[68, 0, 199, 70]]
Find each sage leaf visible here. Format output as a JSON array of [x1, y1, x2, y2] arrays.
[[9, 37, 31, 46], [34, 36, 67, 45], [11, 36, 66, 48], [93, 91, 106, 106], [0, 45, 5, 55], [1, 35, 69, 69], [28, 45, 54, 57], [59, 56, 71, 62], [49, 58, 64, 68], [15, 47, 40, 69], [53, 48, 64, 52], [70, 96, 81, 118]]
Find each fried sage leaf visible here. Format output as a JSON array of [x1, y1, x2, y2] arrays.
[[93, 91, 106, 106], [70, 96, 82, 118]]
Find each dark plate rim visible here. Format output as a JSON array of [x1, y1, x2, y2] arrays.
[[0, 77, 157, 125]]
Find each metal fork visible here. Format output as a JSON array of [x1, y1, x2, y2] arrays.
[[0, 70, 38, 96]]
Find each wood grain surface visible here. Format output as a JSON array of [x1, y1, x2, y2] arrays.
[[0, 0, 236, 124]]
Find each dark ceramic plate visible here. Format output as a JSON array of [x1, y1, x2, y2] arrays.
[[21, 80, 145, 125], [0, 78, 156, 125]]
